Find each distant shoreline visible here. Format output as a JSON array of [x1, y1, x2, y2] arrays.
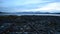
[[0, 14, 60, 16]]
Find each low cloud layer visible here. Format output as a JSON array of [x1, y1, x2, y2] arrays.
[[15, 2, 60, 13]]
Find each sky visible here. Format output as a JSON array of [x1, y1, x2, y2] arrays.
[[0, 0, 60, 12]]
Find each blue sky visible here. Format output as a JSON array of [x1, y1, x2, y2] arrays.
[[0, 0, 60, 12]]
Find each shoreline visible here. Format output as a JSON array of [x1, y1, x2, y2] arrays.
[[0, 14, 60, 16]]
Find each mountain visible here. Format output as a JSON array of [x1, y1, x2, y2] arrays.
[[0, 12, 10, 14], [0, 11, 60, 14]]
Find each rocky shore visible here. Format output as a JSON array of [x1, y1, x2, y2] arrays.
[[0, 15, 60, 34]]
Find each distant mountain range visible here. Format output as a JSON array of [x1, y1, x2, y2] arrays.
[[0, 12, 9, 14], [0, 12, 60, 14]]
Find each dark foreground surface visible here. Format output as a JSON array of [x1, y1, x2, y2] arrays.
[[0, 15, 60, 34]]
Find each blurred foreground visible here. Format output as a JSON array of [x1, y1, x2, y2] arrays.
[[0, 15, 60, 34]]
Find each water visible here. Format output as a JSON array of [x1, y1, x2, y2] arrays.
[[0, 14, 60, 16]]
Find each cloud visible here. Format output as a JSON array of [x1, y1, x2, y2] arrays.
[[1, 0, 60, 13], [39, 2, 60, 11], [37, 2, 60, 12], [24, 0, 50, 4], [18, 2, 60, 12], [1, 0, 53, 7]]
